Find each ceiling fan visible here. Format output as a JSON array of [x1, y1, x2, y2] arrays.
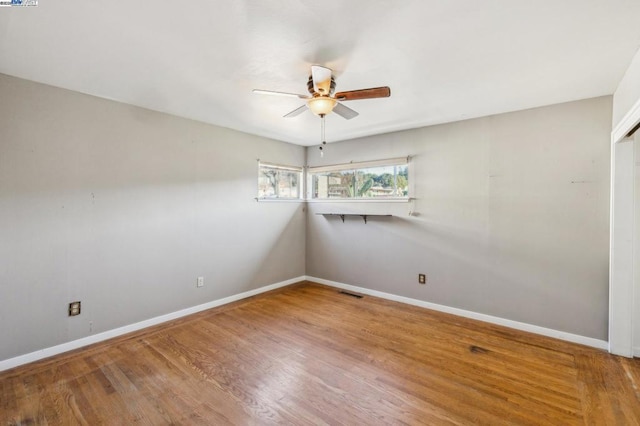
[[252, 65, 391, 120]]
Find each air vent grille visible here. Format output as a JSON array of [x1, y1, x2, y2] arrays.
[[339, 291, 363, 299]]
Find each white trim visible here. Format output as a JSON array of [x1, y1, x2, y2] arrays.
[[255, 198, 304, 203], [612, 96, 640, 144], [306, 198, 409, 203], [307, 276, 609, 351], [609, 87, 640, 357], [635, 346, 640, 358], [258, 161, 303, 172], [609, 135, 638, 357], [2, 273, 612, 373], [256, 198, 409, 203], [0, 276, 305, 372], [308, 156, 409, 173]]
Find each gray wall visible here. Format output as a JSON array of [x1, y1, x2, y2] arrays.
[[306, 97, 612, 340], [0, 74, 305, 361], [0, 72, 615, 362]]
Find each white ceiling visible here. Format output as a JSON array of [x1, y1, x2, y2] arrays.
[[1, 1, 640, 146]]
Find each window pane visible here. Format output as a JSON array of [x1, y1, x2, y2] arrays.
[[258, 169, 278, 198], [355, 170, 375, 197], [354, 165, 408, 198], [313, 171, 354, 198], [276, 169, 299, 198], [258, 165, 301, 199], [308, 158, 409, 200], [396, 165, 409, 196]]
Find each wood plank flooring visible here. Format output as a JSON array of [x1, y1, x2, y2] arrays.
[[1, 281, 639, 425]]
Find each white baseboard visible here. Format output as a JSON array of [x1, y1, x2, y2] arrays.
[[0, 276, 305, 373], [2, 275, 611, 372], [635, 346, 640, 358], [306, 276, 609, 351]]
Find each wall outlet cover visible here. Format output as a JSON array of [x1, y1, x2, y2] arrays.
[[68, 301, 81, 316]]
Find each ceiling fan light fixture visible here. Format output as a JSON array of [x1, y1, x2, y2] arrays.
[[254, 65, 390, 121], [307, 96, 337, 116]]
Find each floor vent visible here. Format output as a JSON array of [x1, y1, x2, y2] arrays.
[[339, 291, 364, 299], [469, 345, 489, 354]]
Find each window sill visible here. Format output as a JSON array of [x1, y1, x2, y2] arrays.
[[256, 198, 411, 204], [255, 198, 305, 203], [306, 198, 410, 203]]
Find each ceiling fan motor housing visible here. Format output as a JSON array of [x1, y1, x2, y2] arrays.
[[308, 75, 336, 96]]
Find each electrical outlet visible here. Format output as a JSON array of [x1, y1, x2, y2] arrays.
[[418, 274, 426, 284], [68, 301, 81, 316], [197, 276, 204, 288]]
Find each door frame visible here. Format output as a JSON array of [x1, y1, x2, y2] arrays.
[[609, 97, 640, 357]]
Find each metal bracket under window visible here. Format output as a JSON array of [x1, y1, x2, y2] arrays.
[[317, 213, 392, 224]]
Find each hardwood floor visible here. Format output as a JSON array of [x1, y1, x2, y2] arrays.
[[1, 281, 639, 425]]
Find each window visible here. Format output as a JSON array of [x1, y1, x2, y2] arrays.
[[308, 157, 409, 200], [257, 162, 303, 200]]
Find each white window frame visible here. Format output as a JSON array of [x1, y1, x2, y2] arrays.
[[306, 157, 411, 202], [256, 161, 304, 201]]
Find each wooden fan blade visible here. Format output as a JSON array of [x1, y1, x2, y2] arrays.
[[311, 65, 333, 95], [253, 89, 309, 99], [333, 102, 359, 120], [335, 86, 391, 101], [283, 104, 308, 118]]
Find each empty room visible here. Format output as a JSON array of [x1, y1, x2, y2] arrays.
[[2, 1, 640, 424]]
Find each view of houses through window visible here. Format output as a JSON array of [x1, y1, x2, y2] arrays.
[[308, 158, 409, 200], [258, 157, 409, 201]]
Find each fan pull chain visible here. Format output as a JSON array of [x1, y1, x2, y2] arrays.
[[319, 114, 327, 157]]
